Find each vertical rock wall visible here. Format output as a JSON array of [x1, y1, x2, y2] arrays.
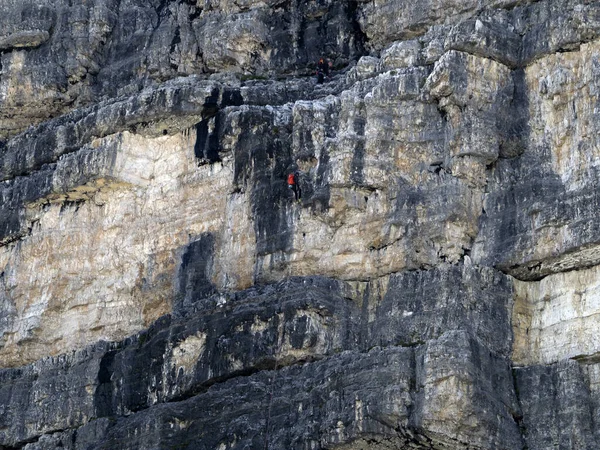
[[1, 0, 600, 449]]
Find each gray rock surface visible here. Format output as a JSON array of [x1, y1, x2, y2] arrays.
[[0, 0, 364, 141], [1, 0, 600, 448], [1, 268, 522, 449], [473, 38, 600, 280], [515, 360, 600, 449]]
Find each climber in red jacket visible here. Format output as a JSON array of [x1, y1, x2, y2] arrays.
[[287, 172, 300, 201]]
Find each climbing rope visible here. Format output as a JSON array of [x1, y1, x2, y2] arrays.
[[264, 283, 288, 449], [263, 358, 278, 450]]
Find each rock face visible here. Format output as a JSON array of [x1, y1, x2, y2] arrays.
[[1, 0, 600, 449]]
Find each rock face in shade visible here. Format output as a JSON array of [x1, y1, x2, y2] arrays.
[[1, 271, 523, 450], [1, 0, 600, 449], [0, 0, 364, 141], [515, 360, 600, 450]]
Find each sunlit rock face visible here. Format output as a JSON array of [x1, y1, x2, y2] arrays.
[[1, 0, 600, 449], [473, 40, 600, 281], [513, 265, 600, 367], [0, 130, 236, 367]]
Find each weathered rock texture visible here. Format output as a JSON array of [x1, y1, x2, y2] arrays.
[[1, 0, 600, 449]]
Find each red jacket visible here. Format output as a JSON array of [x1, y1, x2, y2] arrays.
[[287, 173, 296, 185]]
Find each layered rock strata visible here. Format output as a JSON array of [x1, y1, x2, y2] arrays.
[[1, 271, 522, 450], [1, 0, 600, 449]]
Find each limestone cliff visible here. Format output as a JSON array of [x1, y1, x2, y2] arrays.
[[1, 1, 599, 449]]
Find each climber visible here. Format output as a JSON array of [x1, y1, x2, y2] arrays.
[[316, 57, 331, 84], [287, 172, 301, 201], [319, 58, 331, 76], [316, 69, 325, 84]]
